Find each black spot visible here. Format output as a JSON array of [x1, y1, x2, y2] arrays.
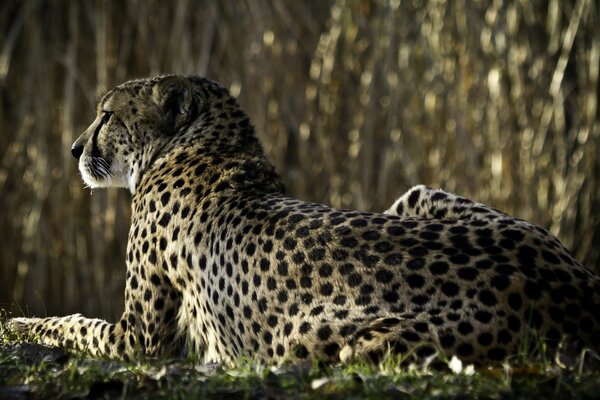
[[150, 274, 161, 286], [300, 276, 312, 288], [289, 303, 300, 316], [292, 252, 305, 264], [130, 276, 139, 289], [580, 317, 594, 333], [497, 329, 512, 345], [487, 347, 507, 361], [324, 343, 340, 357], [318, 263, 333, 277], [548, 306, 565, 323], [517, 245, 537, 265], [277, 261, 288, 276], [350, 218, 368, 228], [246, 243, 256, 256], [457, 267, 478, 281], [332, 249, 348, 261], [406, 258, 425, 270], [411, 295, 428, 305], [299, 322, 311, 334], [508, 293, 522, 311], [263, 240, 273, 253], [310, 305, 324, 316], [267, 315, 278, 327], [158, 213, 171, 227], [449, 254, 470, 265], [507, 315, 521, 332], [475, 310, 492, 324], [478, 290, 497, 306], [340, 324, 356, 337], [375, 268, 393, 283], [283, 237, 297, 250], [374, 241, 393, 253], [320, 283, 334, 296], [456, 343, 474, 358], [160, 191, 171, 206], [440, 334, 455, 349], [414, 322, 428, 333], [286, 279, 297, 290], [401, 330, 420, 342], [477, 332, 493, 346], [301, 293, 313, 304], [429, 261, 449, 275], [384, 253, 403, 266], [263, 331, 273, 345], [406, 274, 425, 289], [501, 229, 524, 241], [383, 291, 399, 303], [309, 248, 326, 261], [386, 226, 405, 236], [295, 345, 309, 359], [347, 273, 362, 287], [542, 250, 560, 265], [362, 230, 380, 241], [476, 259, 494, 270], [458, 321, 474, 335], [407, 189, 420, 208], [260, 258, 270, 271], [277, 290, 288, 303], [490, 275, 510, 290], [560, 283, 578, 299], [408, 245, 428, 258], [554, 269, 572, 283], [341, 237, 359, 248], [524, 280, 542, 300], [148, 250, 157, 264], [317, 325, 332, 341], [441, 282, 459, 296]]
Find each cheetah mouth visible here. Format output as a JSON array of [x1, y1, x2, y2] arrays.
[[78, 154, 132, 191], [79, 155, 115, 188]]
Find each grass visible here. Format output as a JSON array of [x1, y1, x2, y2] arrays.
[[2, 315, 600, 399]]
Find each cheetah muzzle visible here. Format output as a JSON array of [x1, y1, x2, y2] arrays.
[[9, 75, 600, 366]]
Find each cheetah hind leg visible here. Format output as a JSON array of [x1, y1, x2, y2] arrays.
[[385, 185, 508, 221], [339, 315, 443, 366]]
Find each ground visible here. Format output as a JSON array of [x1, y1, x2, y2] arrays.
[[1, 314, 599, 400]]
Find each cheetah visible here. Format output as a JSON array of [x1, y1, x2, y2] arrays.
[[9, 75, 600, 365]]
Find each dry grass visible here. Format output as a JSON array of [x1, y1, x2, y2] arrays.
[[0, 0, 598, 320]]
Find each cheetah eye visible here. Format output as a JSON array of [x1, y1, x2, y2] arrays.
[[100, 110, 113, 125]]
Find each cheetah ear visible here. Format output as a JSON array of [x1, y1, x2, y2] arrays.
[[153, 75, 195, 134]]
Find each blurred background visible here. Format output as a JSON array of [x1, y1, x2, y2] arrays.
[[0, 0, 598, 321]]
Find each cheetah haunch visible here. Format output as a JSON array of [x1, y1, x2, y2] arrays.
[[10, 75, 600, 365]]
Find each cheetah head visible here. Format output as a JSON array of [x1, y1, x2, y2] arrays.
[[71, 75, 251, 193]]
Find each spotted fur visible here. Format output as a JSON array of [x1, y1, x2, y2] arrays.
[[10, 75, 600, 365]]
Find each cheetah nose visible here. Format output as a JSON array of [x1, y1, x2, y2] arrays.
[[71, 144, 84, 160]]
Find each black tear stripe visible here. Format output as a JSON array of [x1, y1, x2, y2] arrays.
[[91, 112, 112, 157]]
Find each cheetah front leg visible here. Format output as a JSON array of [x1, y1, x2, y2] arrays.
[[9, 313, 138, 360], [8, 269, 183, 360]]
